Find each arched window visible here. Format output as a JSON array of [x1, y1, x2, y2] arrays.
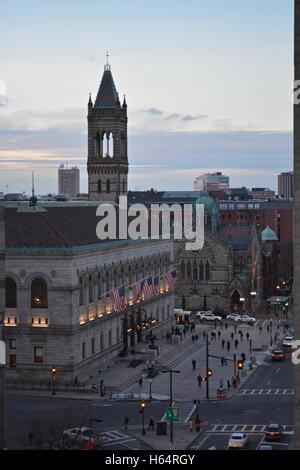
[[199, 261, 204, 281], [205, 261, 210, 281], [193, 261, 198, 281], [97, 180, 102, 193], [180, 260, 185, 280], [79, 277, 84, 306], [106, 179, 111, 193], [5, 278, 17, 308], [31, 278, 48, 309], [186, 261, 191, 280], [88, 275, 93, 303]]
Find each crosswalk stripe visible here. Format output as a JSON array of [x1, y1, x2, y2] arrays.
[[206, 424, 293, 434], [238, 388, 294, 396]]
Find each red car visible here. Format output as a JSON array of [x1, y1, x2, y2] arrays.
[[271, 349, 286, 361], [264, 424, 283, 441]]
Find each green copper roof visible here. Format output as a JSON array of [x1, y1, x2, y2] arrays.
[[261, 226, 278, 242]]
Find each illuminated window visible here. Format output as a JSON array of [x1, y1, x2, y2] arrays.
[[4, 316, 18, 326], [31, 317, 49, 327], [31, 278, 48, 309]]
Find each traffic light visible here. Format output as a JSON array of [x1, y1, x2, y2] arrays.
[[140, 400, 146, 413], [207, 369, 213, 377], [238, 360, 244, 370], [51, 366, 56, 381]]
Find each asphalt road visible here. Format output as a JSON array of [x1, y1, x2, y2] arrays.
[[6, 343, 294, 449]]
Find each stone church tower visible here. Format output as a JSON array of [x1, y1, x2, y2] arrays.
[[87, 59, 128, 202]]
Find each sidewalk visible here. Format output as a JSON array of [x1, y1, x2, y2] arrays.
[[129, 425, 206, 450]]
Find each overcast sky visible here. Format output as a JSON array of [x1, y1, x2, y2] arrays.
[[0, 0, 294, 194]]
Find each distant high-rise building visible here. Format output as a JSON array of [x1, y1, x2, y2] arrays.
[[193, 172, 229, 191], [278, 171, 293, 199], [58, 164, 80, 198], [251, 187, 275, 200]]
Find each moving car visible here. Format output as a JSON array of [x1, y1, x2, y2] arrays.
[[226, 313, 241, 321], [282, 335, 294, 348], [196, 312, 222, 322], [271, 349, 286, 361], [63, 427, 106, 445], [228, 433, 249, 449], [264, 424, 283, 441], [257, 444, 273, 450], [239, 314, 256, 324]]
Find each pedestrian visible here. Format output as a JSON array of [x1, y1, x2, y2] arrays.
[[234, 325, 237, 334], [214, 320, 217, 329], [231, 332, 234, 340], [197, 374, 202, 387], [194, 415, 201, 432], [192, 359, 196, 371], [203, 331, 206, 340], [192, 335, 195, 343], [221, 356, 225, 367], [234, 339, 239, 349], [274, 332, 278, 343], [246, 332, 250, 341], [225, 323, 228, 330], [218, 331, 221, 340], [259, 325, 262, 334], [227, 340, 231, 352], [188, 419, 194, 432], [195, 334, 199, 341], [232, 377, 237, 389], [267, 324, 270, 333], [148, 416, 155, 431], [241, 352, 246, 362], [227, 379, 231, 392], [183, 328, 186, 337], [124, 416, 129, 431], [138, 377, 143, 387], [222, 339, 225, 349], [240, 332, 243, 341]]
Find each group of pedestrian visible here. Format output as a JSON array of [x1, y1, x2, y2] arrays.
[[188, 415, 201, 432]]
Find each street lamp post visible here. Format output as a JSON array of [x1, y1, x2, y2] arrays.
[[149, 378, 152, 400], [51, 366, 56, 397], [162, 369, 180, 444], [250, 292, 257, 315], [206, 335, 210, 399]]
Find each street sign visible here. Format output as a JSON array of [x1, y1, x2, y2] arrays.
[[166, 407, 180, 422]]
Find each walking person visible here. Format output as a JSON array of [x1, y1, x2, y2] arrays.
[[259, 325, 262, 334], [246, 332, 250, 341], [222, 339, 225, 349], [197, 374, 202, 387], [203, 331, 206, 340], [192, 335, 195, 343], [192, 359, 196, 371], [148, 417, 155, 431], [188, 419, 194, 432], [231, 332, 234, 340], [227, 340, 231, 352], [124, 416, 129, 431], [227, 379, 231, 392], [221, 356, 225, 367], [234, 339, 239, 349], [241, 352, 246, 362], [218, 331, 221, 340], [194, 415, 201, 432], [234, 325, 237, 334], [240, 331, 244, 341]]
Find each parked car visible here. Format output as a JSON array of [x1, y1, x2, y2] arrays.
[[226, 313, 241, 321], [271, 349, 286, 361], [196, 312, 222, 322], [282, 335, 294, 348], [239, 314, 256, 324], [264, 424, 283, 441], [228, 433, 249, 449]]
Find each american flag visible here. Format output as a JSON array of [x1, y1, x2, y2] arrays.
[[153, 275, 159, 295], [112, 286, 126, 312], [166, 270, 177, 291], [135, 279, 144, 302], [143, 276, 154, 300]]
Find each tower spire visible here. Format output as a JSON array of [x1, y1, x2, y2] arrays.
[[105, 50, 110, 71]]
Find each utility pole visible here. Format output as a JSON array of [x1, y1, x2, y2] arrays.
[[0, 202, 6, 450], [162, 369, 180, 444], [206, 335, 209, 399]]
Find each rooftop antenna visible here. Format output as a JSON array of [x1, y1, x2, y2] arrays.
[[105, 50, 110, 71], [29, 171, 37, 207]]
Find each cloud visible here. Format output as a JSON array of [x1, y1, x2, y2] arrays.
[[166, 113, 181, 120], [84, 56, 95, 61], [182, 114, 208, 121], [145, 107, 163, 116], [0, 79, 6, 105]]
